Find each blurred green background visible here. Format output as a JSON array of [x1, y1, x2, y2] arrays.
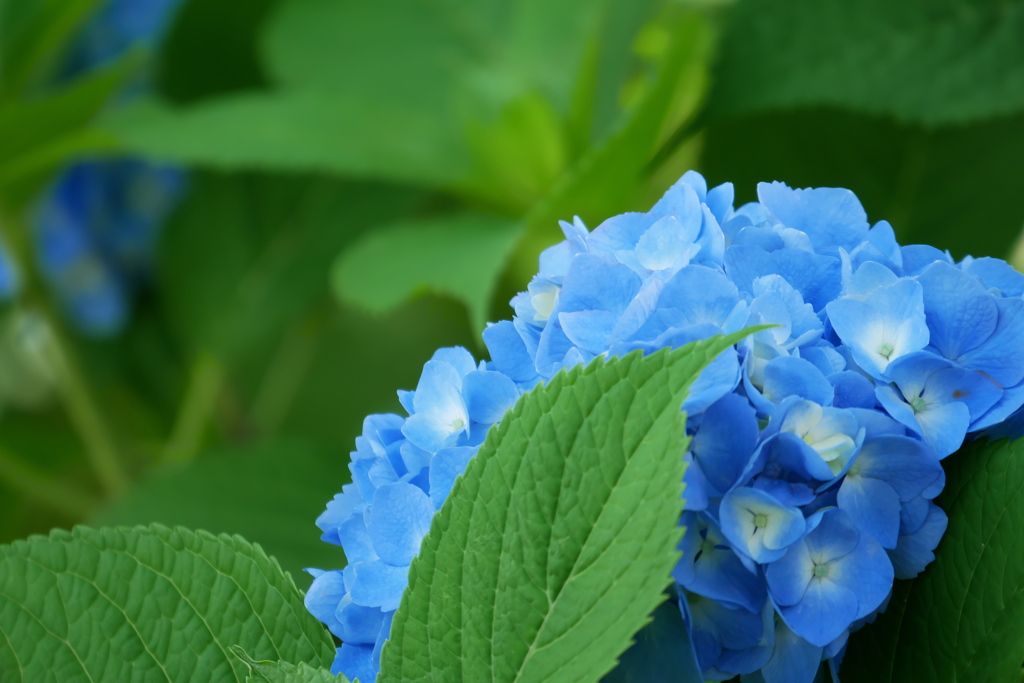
[[1, 0, 1023, 587]]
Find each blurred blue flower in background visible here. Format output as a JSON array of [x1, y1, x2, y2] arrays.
[[3, 0, 187, 336], [310, 170, 1024, 682]]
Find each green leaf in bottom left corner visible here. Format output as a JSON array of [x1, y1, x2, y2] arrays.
[[0, 525, 335, 682]]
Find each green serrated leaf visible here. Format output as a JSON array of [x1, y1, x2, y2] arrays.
[[381, 330, 753, 682], [707, 0, 1024, 127], [842, 437, 1024, 683], [231, 646, 350, 683], [90, 440, 347, 589], [331, 213, 522, 334], [0, 524, 334, 682]]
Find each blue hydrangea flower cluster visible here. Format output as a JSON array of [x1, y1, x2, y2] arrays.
[[308, 171, 1024, 682], [0, 0, 185, 336]]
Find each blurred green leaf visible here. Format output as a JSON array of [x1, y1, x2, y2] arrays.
[[0, 0, 102, 98], [700, 108, 1024, 260], [0, 58, 126, 192], [233, 648, 349, 683], [92, 439, 347, 587], [0, 524, 335, 681], [103, 0, 670, 194], [331, 213, 521, 333], [157, 0, 278, 103], [843, 437, 1024, 683], [158, 171, 422, 359], [707, 0, 1024, 127], [102, 93, 469, 186]]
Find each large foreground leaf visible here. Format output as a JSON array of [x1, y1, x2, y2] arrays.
[[0, 525, 334, 681], [843, 437, 1024, 683], [707, 0, 1024, 126], [381, 332, 751, 682]]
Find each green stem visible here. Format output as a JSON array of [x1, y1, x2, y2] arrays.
[[0, 444, 100, 518], [161, 351, 224, 465], [250, 311, 325, 437], [0, 203, 128, 496], [42, 325, 129, 495]]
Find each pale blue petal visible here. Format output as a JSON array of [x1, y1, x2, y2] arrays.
[[759, 619, 823, 683], [365, 482, 435, 566], [706, 182, 735, 224], [682, 452, 710, 512], [889, 502, 948, 580], [338, 598, 385, 645], [304, 570, 346, 636], [917, 261, 997, 359], [837, 475, 901, 548], [853, 435, 943, 501], [462, 370, 519, 424], [558, 309, 620, 353], [757, 182, 869, 257], [557, 253, 643, 314], [726, 245, 841, 311], [333, 643, 376, 682], [720, 487, 806, 563], [959, 296, 1024, 387], [691, 393, 759, 494], [763, 356, 834, 407], [348, 560, 409, 611], [428, 446, 476, 509], [961, 256, 1024, 296], [779, 578, 859, 648], [829, 371, 876, 409], [430, 346, 476, 377], [483, 320, 540, 385], [901, 244, 952, 276], [831, 532, 894, 620]]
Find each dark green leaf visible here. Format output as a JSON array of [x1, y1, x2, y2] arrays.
[[156, 0, 277, 103], [843, 437, 1024, 683], [158, 171, 422, 359], [381, 332, 752, 682], [0, 524, 334, 681], [331, 213, 522, 333], [700, 108, 1024, 260], [91, 439, 346, 588], [601, 593, 703, 683], [707, 0, 1024, 126]]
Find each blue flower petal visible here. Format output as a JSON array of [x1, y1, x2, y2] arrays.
[[365, 482, 435, 566], [348, 560, 409, 611]]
